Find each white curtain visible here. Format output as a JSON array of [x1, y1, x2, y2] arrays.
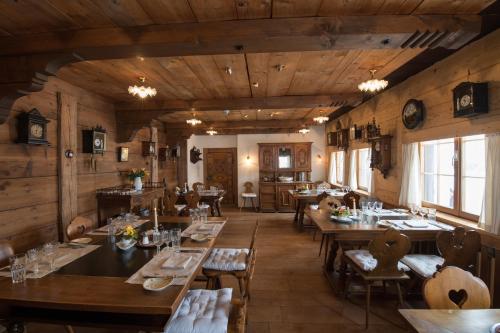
[[349, 150, 358, 190], [479, 133, 500, 234], [328, 152, 336, 184], [367, 149, 374, 194], [399, 143, 421, 207]]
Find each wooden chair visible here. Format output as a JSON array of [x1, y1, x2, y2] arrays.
[[401, 227, 481, 279], [192, 182, 204, 192], [342, 191, 360, 209], [164, 191, 180, 216], [240, 182, 257, 212], [0, 241, 14, 267], [66, 216, 94, 240], [203, 222, 259, 300], [342, 228, 411, 328], [423, 266, 490, 309], [180, 191, 200, 216]]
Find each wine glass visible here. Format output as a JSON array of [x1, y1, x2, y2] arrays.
[[410, 204, 418, 217], [375, 201, 383, 212], [419, 207, 428, 220]]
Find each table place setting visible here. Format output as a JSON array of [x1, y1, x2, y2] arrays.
[[87, 217, 149, 236], [126, 247, 209, 288], [181, 222, 225, 239], [376, 220, 452, 231]]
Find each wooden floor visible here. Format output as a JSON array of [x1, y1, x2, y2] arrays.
[[26, 209, 412, 333]]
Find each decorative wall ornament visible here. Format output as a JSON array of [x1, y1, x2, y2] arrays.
[[402, 99, 425, 129], [16, 108, 50, 145], [452, 82, 488, 117], [82, 125, 106, 155], [119, 147, 129, 162], [190, 146, 202, 164]]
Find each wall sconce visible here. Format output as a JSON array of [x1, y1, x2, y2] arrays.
[[245, 154, 251, 166]]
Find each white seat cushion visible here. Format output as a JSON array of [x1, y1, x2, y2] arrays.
[[345, 249, 410, 272], [241, 193, 257, 198], [400, 254, 444, 278], [202, 248, 250, 271], [164, 288, 232, 333]]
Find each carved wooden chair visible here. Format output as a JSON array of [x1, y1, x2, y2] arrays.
[[341, 227, 411, 328], [401, 227, 481, 279], [192, 182, 204, 192], [180, 191, 201, 216], [423, 266, 490, 309], [0, 241, 14, 267], [163, 191, 180, 216], [342, 191, 360, 209], [66, 216, 94, 240], [203, 222, 259, 300], [240, 181, 257, 212]]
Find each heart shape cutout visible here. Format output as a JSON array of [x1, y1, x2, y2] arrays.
[[448, 289, 468, 308]]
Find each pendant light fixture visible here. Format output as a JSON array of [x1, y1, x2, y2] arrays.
[[358, 69, 388, 93], [298, 128, 310, 135], [128, 76, 157, 99], [206, 129, 218, 135], [186, 113, 202, 126], [313, 110, 329, 124]]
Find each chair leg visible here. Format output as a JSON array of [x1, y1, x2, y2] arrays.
[[237, 277, 245, 299], [251, 197, 257, 212], [365, 283, 372, 329], [240, 198, 243, 212], [318, 234, 326, 257], [395, 281, 404, 306]]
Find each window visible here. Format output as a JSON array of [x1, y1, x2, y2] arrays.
[[328, 151, 344, 185], [357, 148, 371, 191], [420, 135, 485, 220]]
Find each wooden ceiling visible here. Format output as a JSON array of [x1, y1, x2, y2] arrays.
[[0, 0, 495, 135]]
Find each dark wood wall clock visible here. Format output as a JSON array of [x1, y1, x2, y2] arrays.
[[402, 99, 424, 129], [16, 108, 50, 145], [452, 82, 488, 117], [82, 126, 106, 154]]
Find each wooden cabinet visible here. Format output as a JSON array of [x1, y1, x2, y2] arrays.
[[259, 183, 276, 212], [370, 135, 392, 178], [276, 144, 294, 171], [277, 184, 295, 212], [294, 143, 311, 171], [259, 144, 276, 172]]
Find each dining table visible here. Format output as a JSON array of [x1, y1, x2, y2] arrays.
[[399, 309, 500, 333], [0, 216, 228, 333], [307, 208, 452, 292], [289, 189, 345, 230]]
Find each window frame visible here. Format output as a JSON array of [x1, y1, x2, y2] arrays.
[[356, 148, 371, 192], [419, 136, 483, 221]]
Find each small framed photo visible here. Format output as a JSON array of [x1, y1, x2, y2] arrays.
[[119, 147, 129, 162]]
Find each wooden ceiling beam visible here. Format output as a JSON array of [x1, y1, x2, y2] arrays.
[[164, 119, 313, 130], [166, 128, 305, 136], [0, 16, 481, 58]]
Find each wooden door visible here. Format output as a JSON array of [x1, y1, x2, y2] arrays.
[[294, 143, 311, 171], [203, 148, 237, 205], [259, 144, 276, 171]]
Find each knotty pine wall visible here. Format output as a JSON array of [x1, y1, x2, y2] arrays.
[[326, 28, 500, 206], [0, 77, 176, 252]]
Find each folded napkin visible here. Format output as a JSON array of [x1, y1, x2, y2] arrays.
[[162, 255, 193, 270], [197, 224, 215, 232], [403, 220, 429, 228]]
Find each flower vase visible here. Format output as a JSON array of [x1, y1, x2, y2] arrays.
[[134, 177, 143, 191]]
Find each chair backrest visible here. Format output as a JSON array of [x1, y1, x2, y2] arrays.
[[0, 241, 14, 267], [185, 191, 200, 209], [343, 191, 361, 209], [192, 182, 204, 192], [66, 216, 94, 240], [318, 197, 341, 210], [316, 191, 329, 203], [243, 182, 254, 194], [164, 191, 179, 216], [423, 266, 490, 309], [437, 227, 481, 272], [368, 227, 411, 276]]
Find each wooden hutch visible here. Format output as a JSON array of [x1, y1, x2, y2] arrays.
[[258, 142, 313, 212]]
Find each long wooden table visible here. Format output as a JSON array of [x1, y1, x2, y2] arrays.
[[289, 189, 345, 230], [307, 209, 447, 291], [0, 216, 227, 332], [399, 309, 500, 333]]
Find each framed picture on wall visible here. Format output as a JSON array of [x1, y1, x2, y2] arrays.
[[119, 147, 129, 162]]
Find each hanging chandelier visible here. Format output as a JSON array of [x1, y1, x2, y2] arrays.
[[358, 69, 388, 93], [206, 129, 218, 135], [128, 77, 157, 99], [313, 115, 329, 124], [186, 113, 202, 126], [298, 128, 310, 135]]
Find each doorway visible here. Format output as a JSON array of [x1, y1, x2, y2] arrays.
[[203, 148, 237, 206]]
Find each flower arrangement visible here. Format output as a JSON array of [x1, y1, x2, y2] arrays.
[[332, 206, 350, 217], [122, 225, 138, 241], [127, 168, 149, 180]]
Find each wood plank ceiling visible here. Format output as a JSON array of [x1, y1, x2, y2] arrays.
[[0, 0, 495, 131]]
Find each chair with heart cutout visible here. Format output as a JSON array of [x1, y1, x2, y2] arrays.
[[423, 266, 490, 309]]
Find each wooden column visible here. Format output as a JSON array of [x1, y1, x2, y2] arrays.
[[57, 92, 78, 241], [150, 126, 158, 183]]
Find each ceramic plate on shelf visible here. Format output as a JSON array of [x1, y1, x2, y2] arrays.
[[116, 240, 137, 251], [143, 277, 174, 291], [70, 237, 93, 244], [331, 216, 352, 223], [190, 233, 209, 242]]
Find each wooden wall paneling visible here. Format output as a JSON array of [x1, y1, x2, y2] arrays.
[[57, 92, 78, 241]]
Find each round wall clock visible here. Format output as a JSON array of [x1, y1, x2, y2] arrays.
[[402, 99, 424, 129]]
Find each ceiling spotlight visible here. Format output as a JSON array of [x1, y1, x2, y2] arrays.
[[298, 128, 310, 135], [206, 129, 218, 136], [128, 76, 157, 99], [313, 116, 329, 124], [358, 69, 388, 93], [252, 82, 259, 88], [225, 67, 232, 75]]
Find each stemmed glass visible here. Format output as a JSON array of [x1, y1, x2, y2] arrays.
[[410, 204, 418, 218], [161, 230, 171, 252], [375, 201, 383, 212], [419, 207, 428, 220]]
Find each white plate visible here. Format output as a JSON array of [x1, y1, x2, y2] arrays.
[[116, 240, 137, 250], [190, 233, 209, 242], [71, 237, 93, 244], [331, 216, 352, 223], [143, 277, 174, 291]]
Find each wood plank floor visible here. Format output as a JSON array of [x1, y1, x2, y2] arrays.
[[25, 208, 412, 333]]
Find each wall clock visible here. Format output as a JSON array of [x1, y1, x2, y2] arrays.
[[452, 82, 488, 117], [16, 108, 50, 145], [82, 126, 106, 154], [402, 99, 424, 129]]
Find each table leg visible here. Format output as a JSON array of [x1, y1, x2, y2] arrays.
[[325, 236, 339, 273], [216, 200, 223, 217], [210, 201, 216, 217], [293, 200, 300, 223], [298, 201, 306, 231]]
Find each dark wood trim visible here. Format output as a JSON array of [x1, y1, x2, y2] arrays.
[[203, 148, 238, 206], [165, 120, 314, 130]]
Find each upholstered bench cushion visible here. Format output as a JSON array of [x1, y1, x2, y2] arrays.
[[164, 288, 232, 333], [203, 248, 250, 271], [401, 254, 444, 278], [345, 249, 410, 272], [241, 193, 257, 198]]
